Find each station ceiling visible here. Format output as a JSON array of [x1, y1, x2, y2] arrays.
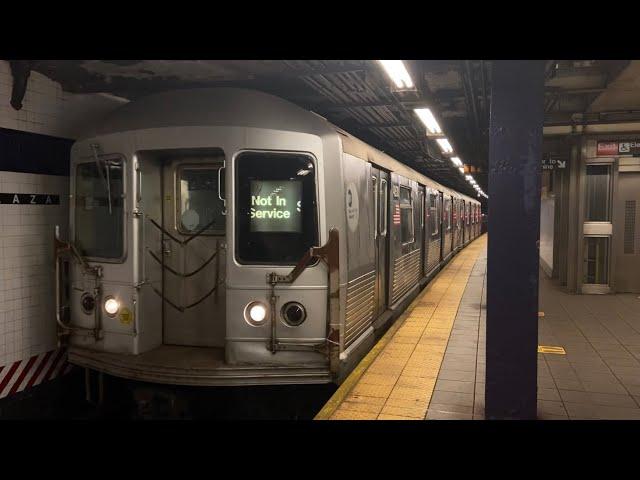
[[19, 59, 640, 199]]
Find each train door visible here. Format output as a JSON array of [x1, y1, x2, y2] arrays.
[[160, 156, 227, 347], [372, 167, 390, 315], [451, 197, 458, 252], [440, 191, 446, 261], [614, 172, 640, 292], [418, 185, 426, 278], [463, 201, 468, 244]]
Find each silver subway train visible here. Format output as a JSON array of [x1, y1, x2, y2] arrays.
[[54, 88, 482, 387]]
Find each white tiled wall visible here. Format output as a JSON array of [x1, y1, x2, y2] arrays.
[[0, 60, 125, 368], [0, 173, 68, 367]]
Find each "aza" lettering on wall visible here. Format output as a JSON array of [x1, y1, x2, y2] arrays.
[[0, 193, 60, 205]]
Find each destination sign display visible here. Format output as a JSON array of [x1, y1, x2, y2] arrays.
[[249, 180, 302, 233]]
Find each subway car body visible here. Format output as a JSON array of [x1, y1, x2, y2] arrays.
[[55, 88, 481, 386]]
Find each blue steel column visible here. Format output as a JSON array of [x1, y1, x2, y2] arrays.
[[485, 60, 544, 419]]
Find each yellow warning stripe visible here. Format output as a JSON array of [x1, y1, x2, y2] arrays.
[[314, 289, 419, 420], [537, 345, 566, 354], [315, 235, 486, 420]]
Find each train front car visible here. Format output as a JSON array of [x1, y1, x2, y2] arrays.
[[58, 88, 344, 386]]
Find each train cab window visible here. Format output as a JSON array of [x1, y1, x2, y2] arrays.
[[429, 193, 439, 236], [400, 186, 414, 244], [235, 151, 318, 264], [75, 159, 124, 260], [177, 166, 225, 235]]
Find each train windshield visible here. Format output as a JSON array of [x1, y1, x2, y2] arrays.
[[74, 160, 124, 259], [235, 151, 318, 264]]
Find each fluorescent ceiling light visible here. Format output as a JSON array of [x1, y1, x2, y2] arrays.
[[378, 60, 414, 89], [414, 108, 442, 135], [458, 167, 464, 174], [436, 138, 453, 154], [465, 175, 473, 181], [450, 156, 463, 167]]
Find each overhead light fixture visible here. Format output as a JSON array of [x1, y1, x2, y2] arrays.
[[465, 175, 473, 182], [378, 60, 414, 89], [450, 156, 463, 167], [414, 108, 442, 135], [436, 138, 453, 154], [458, 167, 464, 174]]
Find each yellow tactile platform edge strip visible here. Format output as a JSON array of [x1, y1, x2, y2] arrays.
[[315, 235, 487, 420]]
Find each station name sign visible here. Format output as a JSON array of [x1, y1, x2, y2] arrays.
[[596, 141, 640, 156], [0, 193, 60, 205]]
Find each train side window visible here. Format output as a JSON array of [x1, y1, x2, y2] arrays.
[[177, 166, 225, 235], [429, 193, 439, 236], [400, 186, 414, 244]]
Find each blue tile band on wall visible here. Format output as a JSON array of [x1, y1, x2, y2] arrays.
[[0, 193, 60, 204], [0, 127, 73, 176]]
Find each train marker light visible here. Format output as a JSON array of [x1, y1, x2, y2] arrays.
[[378, 60, 414, 89], [281, 302, 307, 327], [245, 301, 268, 326], [436, 138, 453, 154], [414, 108, 442, 135], [104, 297, 120, 317]]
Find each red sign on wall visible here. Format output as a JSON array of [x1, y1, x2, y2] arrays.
[[596, 142, 618, 156], [596, 141, 640, 156]]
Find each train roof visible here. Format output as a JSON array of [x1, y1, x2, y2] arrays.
[[83, 87, 336, 139], [83, 87, 478, 205], [336, 127, 479, 204]]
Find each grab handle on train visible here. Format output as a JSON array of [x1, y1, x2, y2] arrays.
[[54, 225, 70, 338]]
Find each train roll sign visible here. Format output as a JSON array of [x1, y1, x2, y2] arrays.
[[0, 193, 60, 205], [597, 141, 640, 156]]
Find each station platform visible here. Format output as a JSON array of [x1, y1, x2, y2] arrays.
[[316, 234, 640, 420]]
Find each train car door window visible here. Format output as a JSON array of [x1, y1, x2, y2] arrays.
[[400, 186, 414, 244], [75, 159, 125, 260], [235, 151, 318, 265], [177, 166, 225, 235], [444, 197, 452, 231], [429, 192, 439, 236], [380, 178, 388, 236]]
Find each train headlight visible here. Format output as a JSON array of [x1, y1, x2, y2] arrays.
[[104, 296, 120, 317], [81, 293, 96, 314], [281, 302, 307, 327], [245, 301, 268, 326]]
